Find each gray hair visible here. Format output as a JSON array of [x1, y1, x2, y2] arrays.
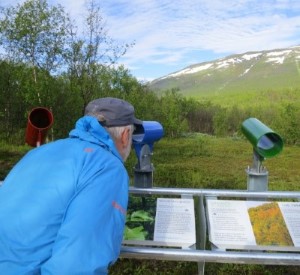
[[105, 124, 134, 142]]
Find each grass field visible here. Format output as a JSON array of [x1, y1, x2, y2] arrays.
[[1, 135, 300, 274]]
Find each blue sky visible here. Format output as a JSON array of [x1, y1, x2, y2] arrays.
[[2, 0, 300, 81]]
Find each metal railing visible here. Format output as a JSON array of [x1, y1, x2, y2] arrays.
[[120, 186, 300, 274], [121, 246, 300, 265]]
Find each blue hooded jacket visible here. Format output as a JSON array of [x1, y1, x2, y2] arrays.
[[0, 116, 129, 274]]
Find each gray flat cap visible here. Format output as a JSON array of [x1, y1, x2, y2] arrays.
[[85, 97, 142, 127]]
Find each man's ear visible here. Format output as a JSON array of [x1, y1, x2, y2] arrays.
[[121, 128, 130, 148]]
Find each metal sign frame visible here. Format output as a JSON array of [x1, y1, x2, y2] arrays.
[[121, 187, 300, 274]]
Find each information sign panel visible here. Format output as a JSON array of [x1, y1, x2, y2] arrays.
[[206, 200, 300, 251]]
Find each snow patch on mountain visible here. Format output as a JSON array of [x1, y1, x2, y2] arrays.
[[266, 56, 285, 64], [265, 50, 292, 64], [241, 53, 262, 60], [153, 46, 300, 82], [239, 64, 255, 77], [162, 63, 213, 78], [216, 57, 242, 69], [266, 50, 292, 57]]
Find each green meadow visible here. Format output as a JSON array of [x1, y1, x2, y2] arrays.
[[194, 88, 300, 109]]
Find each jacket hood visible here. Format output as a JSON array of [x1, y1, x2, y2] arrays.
[[69, 116, 123, 162]]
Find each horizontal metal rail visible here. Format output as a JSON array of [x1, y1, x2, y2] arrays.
[[121, 246, 300, 265], [129, 186, 300, 199], [125, 186, 300, 267]]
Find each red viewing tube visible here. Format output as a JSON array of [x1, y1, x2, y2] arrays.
[[25, 107, 53, 147]]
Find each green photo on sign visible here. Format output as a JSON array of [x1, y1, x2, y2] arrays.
[[124, 196, 156, 241]]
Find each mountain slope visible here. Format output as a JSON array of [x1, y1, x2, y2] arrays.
[[148, 46, 300, 98]]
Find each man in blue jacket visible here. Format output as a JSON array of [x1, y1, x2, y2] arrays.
[[0, 97, 142, 274]]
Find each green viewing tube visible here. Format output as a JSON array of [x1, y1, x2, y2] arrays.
[[241, 118, 283, 158]]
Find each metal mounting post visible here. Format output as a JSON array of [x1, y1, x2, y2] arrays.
[[246, 149, 268, 192]]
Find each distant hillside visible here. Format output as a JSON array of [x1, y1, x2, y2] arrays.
[[148, 46, 300, 98]]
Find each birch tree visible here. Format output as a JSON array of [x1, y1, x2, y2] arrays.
[[0, 0, 70, 103]]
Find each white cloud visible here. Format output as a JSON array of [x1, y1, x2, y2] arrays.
[[99, 1, 300, 73]]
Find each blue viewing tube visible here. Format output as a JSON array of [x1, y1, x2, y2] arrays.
[[132, 121, 164, 158]]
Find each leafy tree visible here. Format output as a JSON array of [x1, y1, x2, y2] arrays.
[[0, 0, 70, 103], [0, 0, 135, 143], [0, 61, 27, 142], [213, 105, 250, 137], [158, 89, 189, 137], [65, 0, 132, 113], [187, 100, 219, 134], [276, 103, 300, 144]]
